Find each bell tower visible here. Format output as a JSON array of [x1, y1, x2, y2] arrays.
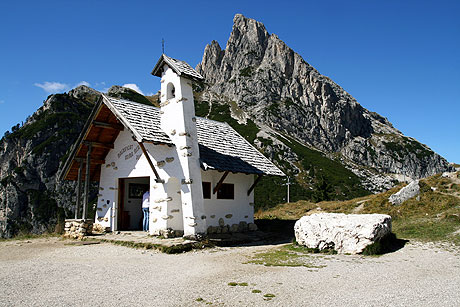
[[151, 55, 206, 238]]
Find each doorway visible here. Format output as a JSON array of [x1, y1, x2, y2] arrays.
[[118, 177, 150, 230]]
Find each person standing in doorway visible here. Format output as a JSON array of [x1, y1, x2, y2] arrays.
[[142, 190, 150, 232]]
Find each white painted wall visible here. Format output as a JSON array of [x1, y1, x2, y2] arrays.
[[159, 65, 206, 237], [201, 170, 255, 227], [95, 128, 256, 234], [95, 129, 176, 234]]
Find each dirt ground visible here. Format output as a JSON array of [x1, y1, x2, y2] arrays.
[[0, 237, 459, 306]]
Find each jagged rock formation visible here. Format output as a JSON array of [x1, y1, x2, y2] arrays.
[[196, 14, 451, 185]]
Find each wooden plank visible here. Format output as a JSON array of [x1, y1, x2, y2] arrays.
[[83, 141, 114, 149], [138, 142, 164, 183], [82, 143, 92, 220], [75, 160, 83, 219], [75, 158, 105, 165], [213, 171, 229, 195], [247, 174, 263, 196], [92, 121, 124, 131]]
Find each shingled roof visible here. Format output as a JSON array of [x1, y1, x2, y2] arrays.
[[151, 54, 204, 81], [103, 95, 284, 176]]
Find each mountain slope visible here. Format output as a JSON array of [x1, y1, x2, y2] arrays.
[[0, 85, 150, 238], [196, 14, 450, 190]]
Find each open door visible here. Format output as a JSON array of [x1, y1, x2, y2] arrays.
[[117, 177, 150, 230]]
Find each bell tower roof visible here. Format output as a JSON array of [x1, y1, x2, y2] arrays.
[[151, 54, 204, 81]]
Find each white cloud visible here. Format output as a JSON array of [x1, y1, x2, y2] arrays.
[[122, 83, 144, 95], [34, 81, 69, 93], [74, 81, 91, 88]]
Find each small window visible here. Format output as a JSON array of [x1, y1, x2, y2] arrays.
[[166, 82, 175, 100], [217, 183, 234, 200], [202, 182, 211, 199]]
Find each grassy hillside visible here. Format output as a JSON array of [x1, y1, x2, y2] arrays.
[[256, 172, 460, 245]]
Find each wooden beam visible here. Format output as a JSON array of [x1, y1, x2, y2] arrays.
[[82, 143, 92, 220], [247, 174, 263, 196], [92, 121, 124, 131], [138, 142, 164, 183], [75, 160, 83, 219], [213, 171, 229, 195], [75, 158, 105, 165], [83, 141, 114, 149]]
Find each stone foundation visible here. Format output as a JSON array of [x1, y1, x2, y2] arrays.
[[64, 219, 94, 239], [207, 221, 258, 234], [159, 228, 184, 238]]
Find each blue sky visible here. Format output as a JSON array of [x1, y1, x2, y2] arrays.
[[0, 0, 459, 163]]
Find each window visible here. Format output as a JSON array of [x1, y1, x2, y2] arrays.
[[202, 182, 211, 199], [166, 82, 175, 100], [217, 183, 234, 200]]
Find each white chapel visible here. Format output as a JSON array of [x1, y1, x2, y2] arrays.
[[61, 54, 284, 239]]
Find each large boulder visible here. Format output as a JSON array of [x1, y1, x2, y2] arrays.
[[389, 180, 420, 205], [294, 213, 392, 254]]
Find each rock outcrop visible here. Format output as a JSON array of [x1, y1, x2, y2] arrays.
[[389, 180, 420, 205], [196, 14, 451, 187], [294, 213, 392, 254]]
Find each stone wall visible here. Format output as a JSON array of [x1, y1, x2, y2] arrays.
[[64, 219, 93, 239]]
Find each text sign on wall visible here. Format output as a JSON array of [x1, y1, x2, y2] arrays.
[[117, 144, 141, 161]]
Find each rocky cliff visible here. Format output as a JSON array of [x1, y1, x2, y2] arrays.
[[0, 86, 100, 237], [0, 85, 149, 238], [196, 14, 451, 190]]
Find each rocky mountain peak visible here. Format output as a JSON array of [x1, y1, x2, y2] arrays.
[[68, 85, 101, 103], [196, 14, 451, 182]]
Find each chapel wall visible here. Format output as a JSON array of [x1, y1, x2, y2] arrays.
[[201, 170, 255, 231]]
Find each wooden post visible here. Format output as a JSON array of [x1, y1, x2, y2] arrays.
[[247, 174, 263, 196], [75, 160, 84, 219], [138, 142, 164, 183], [213, 171, 229, 195], [82, 143, 92, 220]]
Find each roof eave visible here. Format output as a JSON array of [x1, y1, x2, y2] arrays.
[[151, 54, 166, 77], [101, 94, 144, 142], [58, 96, 105, 181]]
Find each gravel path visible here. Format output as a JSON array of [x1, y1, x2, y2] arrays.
[[0, 238, 459, 306]]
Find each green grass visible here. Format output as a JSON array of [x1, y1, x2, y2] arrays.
[[228, 282, 248, 286], [257, 172, 460, 245], [393, 219, 459, 243], [246, 244, 327, 267]]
